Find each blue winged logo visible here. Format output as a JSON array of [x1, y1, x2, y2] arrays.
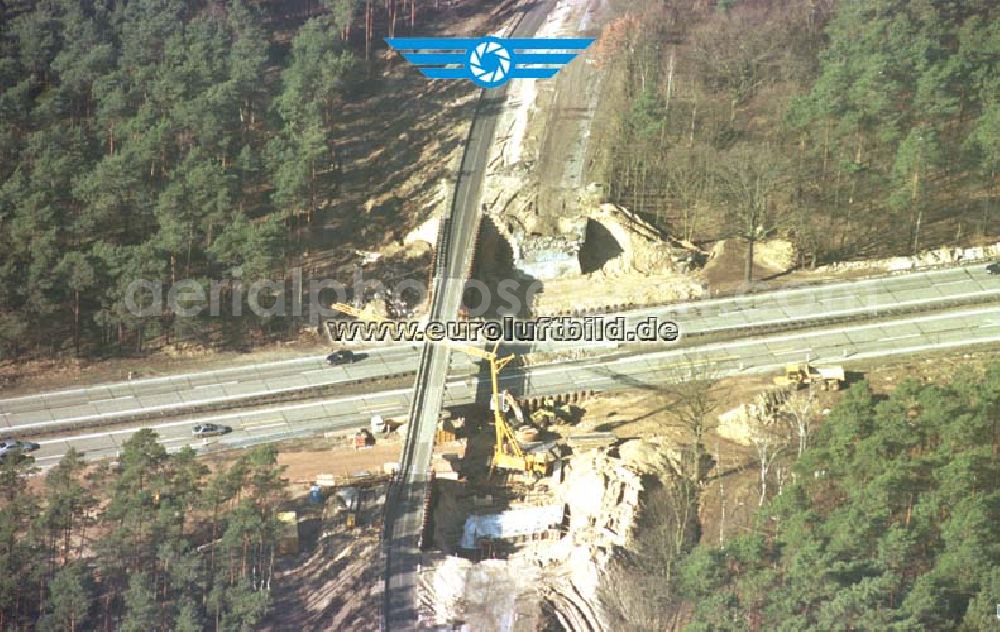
[[385, 36, 594, 89]]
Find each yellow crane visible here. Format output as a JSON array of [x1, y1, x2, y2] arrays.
[[329, 304, 551, 476]]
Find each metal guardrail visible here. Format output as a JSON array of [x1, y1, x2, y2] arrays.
[[382, 192, 462, 626]]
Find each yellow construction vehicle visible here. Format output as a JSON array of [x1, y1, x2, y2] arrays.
[[329, 302, 386, 327], [530, 397, 557, 427], [528, 396, 578, 427], [329, 304, 552, 477], [773, 362, 845, 391], [474, 343, 551, 477]]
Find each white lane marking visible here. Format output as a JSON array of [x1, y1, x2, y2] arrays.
[[0, 355, 331, 403], [91, 395, 134, 404], [849, 335, 1000, 361], [243, 422, 286, 431], [302, 369, 332, 376], [529, 306, 1000, 377], [0, 344, 418, 405], [37, 419, 205, 443], [680, 288, 1000, 334], [879, 334, 920, 342], [685, 305, 999, 352], [365, 405, 403, 415], [549, 334, 1000, 388], [195, 381, 238, 389], [8, 368, 414, 431], [774, 348, 813, 356], [161, 437, 194, 445], [937, 279, 973, 286], [241, 418, 283, 427], [36, 385, 415, 444]]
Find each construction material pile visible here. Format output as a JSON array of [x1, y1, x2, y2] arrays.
[[419, 439, 681, 630], [717, 388, 792, 446]]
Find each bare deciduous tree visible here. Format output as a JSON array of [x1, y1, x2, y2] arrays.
[[689, 5, 782, 122], [664, 364, 722, 485], [600, 481, 691, 631], [667, 146, 717, 242], [785, 386, 817, 457], [748, 407, 790, 506], [716, 146, 789, 284]]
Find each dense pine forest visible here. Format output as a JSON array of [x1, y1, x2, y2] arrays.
[[0, 435, 288, 630], [0, 0, 374, 360], [677, 367, 1000, 630], [1, 0, 998, 359]]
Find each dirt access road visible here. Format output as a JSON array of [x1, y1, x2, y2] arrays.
[[532, 0, 613, 219]]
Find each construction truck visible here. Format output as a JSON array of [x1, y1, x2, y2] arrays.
[[773, 363, 845, 391]]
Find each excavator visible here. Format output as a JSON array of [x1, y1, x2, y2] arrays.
[[329, 303, 552, 477], [529, 397, 558, 427]]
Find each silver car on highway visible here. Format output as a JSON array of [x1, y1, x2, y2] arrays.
[[192, 423, 231, 438], [0, 439, 40, 459]]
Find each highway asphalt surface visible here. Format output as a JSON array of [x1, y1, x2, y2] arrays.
[[23, 304, 1000, 469], [3, 264, 997, 432], [0, 345, 438, 431]]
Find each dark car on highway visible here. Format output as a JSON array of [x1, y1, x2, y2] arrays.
[[987, 262, 1000, 275], [326, 349, 359, 366], [192, 423, 231, 438]]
